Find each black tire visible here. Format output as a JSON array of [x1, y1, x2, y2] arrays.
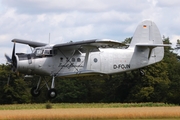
[[47, 89, 57, 99], [31, 87, 41, 97]]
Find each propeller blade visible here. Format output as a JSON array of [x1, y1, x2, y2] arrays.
[[12, 42, 15, 61], [11, 42, 17, 71], [4, 53, 12, 64]]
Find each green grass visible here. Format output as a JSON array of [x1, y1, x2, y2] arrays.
[[0, 102, 177, 110]]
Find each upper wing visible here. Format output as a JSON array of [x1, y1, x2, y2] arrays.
[[12, 39, 47, 48], [53, 39, 126, 51], [12, 38, 126, 50]]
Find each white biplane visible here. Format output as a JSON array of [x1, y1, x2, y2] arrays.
[[5, 20, 169, 99]]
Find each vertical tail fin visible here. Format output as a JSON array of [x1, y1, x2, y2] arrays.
[[129, 20, 163, 48], [129, 20, 165, 67]]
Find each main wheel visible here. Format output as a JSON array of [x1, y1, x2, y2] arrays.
[[47, 89, 57, 99], [31, 87, 41, 97]]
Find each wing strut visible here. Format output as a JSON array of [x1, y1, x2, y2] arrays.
[[54, 48, 82, 76], [83, 47, 92, 70]]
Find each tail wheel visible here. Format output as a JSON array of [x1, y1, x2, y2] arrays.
[[47, 89, 57, 99], [139, 69, 145, 76], [31, 87, 41, 97]]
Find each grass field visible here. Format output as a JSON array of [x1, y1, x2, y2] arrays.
[[0, 103, 179, 119], [0, 102, 176, 110]]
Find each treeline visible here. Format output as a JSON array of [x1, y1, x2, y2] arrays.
[[0, 37, 180, 104]]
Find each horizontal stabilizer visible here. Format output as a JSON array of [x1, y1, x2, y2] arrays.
[[136, 43, 170, 59], [136, 43, 171, 47]]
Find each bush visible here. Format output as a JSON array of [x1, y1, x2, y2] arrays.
[[45, 102, 52, 109]]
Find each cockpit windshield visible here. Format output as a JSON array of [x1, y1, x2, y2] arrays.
[[35, 49, 44, 56], [34, 47, 55, 57]]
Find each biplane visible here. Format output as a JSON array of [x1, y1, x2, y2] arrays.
[[5, 20, 168, 99]]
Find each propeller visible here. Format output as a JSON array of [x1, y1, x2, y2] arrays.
[[4, 42, 17, 85], [5, 42, 17, 71]]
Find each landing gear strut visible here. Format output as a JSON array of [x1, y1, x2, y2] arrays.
[[31, 77, 42, 97], [30, 76, 57, 99], [47, 76, 57, 99]]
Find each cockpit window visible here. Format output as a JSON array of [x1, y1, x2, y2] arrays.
[[34, 48, 56, 57], [35, 49, 43, 56], [44, 49, 54, 56], [44, 50, 50, 55]]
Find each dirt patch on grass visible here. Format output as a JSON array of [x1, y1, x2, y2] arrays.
[[0, 107, 180, 119]]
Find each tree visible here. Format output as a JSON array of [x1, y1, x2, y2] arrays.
[[0, 64, 31, 104], [162, 37, 180, 104], [52, 78, 88, 103]]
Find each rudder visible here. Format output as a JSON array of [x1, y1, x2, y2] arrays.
[[129, 20, 164, 68]]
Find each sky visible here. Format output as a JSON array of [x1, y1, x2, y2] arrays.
[[0, 0, 180, 64]]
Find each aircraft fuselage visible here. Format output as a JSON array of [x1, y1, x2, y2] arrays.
[[16, 46, 155, 77]]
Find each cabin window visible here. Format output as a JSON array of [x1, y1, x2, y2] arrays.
[[72, 58, 75, 62], [77, 58, 81, 62], [94, 58, 98, 63]]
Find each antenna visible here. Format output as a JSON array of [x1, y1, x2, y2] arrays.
[[49, 33, 50, 45]]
